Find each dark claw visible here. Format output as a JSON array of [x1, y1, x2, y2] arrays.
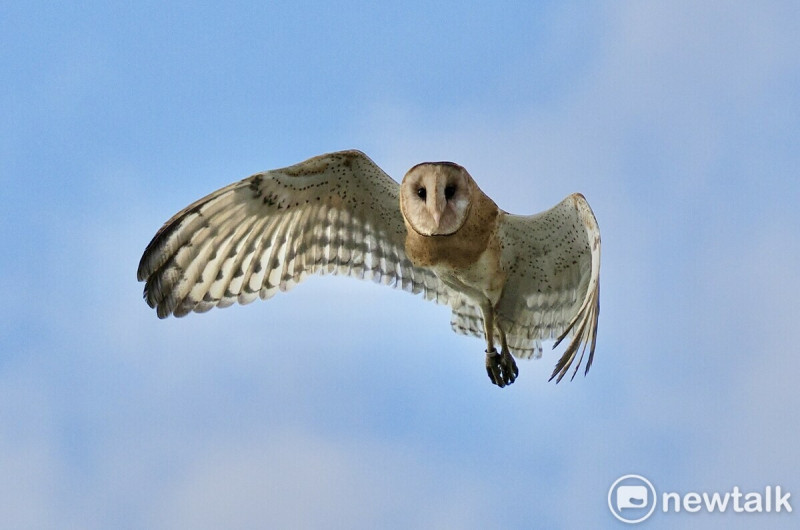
[[486, 351, 504, 387], [485, 349, 518, 388]]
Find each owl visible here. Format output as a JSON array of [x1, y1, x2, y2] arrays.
[[137, 150, 601, 387]]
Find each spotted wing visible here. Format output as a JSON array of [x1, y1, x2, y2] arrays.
[[494, 193, 601, 382], [137, 150, 452, 318]]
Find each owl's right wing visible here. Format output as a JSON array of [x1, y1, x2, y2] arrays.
[[137, 150, 452, 318]]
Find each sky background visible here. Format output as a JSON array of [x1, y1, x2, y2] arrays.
[[2, 1, 799, 529]]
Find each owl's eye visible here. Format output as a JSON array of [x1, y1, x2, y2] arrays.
[[417, 187, 427, 200], [444, 185, 456, 200]]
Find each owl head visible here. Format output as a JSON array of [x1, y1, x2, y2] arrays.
[[399, 162, 474, 236]]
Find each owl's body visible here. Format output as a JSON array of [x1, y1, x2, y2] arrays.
[[138, 150, 600, 386]]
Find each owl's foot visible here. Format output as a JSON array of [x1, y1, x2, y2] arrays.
[[485, 348, 519, 388]]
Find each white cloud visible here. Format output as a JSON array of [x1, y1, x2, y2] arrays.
[[0, 365, 63, 529], [147, 430, 492, 530]]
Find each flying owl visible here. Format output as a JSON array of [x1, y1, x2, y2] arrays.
[[137, 150, 601, 386]]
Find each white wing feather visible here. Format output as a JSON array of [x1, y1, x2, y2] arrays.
[[496, 193, 600, 381], [137, 150, 452, 318]]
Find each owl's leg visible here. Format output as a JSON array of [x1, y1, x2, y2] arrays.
[[483, 308, 518, 387]]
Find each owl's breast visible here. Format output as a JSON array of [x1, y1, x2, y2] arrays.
[[404, 206, 506, 305], [432, 242, 506, 306]]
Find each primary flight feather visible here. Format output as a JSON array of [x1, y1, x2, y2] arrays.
[[138, 150, 601, 386]]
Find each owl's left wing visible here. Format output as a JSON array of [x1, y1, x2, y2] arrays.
[[496, 193, 601, 382], [137, 150, 452, 318]]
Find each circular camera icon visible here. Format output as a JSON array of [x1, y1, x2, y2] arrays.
[[608, 474, 657, 524]]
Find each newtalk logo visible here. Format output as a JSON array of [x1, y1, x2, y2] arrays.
[[608, 474, 792, 524]]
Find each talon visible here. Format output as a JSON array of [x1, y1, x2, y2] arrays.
[[503, 349, 519, 384], [485, 349, 503, 387], [485, 349, 517, 388]]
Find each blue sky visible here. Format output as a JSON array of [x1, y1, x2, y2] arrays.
[[2, 1, 799, 528]]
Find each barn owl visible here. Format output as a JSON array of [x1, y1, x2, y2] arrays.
[[137, 150, 601, 386]]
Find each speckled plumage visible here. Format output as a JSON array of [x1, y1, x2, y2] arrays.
[[138, 150, 601, 385]]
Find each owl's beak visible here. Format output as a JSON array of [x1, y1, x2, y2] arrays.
[[430, 209, 441, 227], [429, 195, 446, 228]]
